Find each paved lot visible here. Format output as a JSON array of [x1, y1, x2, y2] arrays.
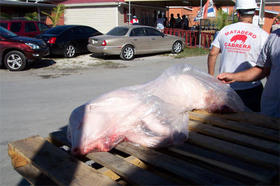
[[0, 53, 214, 186]]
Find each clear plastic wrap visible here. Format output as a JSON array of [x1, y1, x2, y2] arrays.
[[67, 64, 247, 155]]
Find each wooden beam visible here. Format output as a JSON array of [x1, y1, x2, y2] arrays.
[[115, 142, 242, 185], [8, 136, 118, 186], [188, 132, 280, 168], [188, 120, 280, 155], [189, 111, 280, 142]]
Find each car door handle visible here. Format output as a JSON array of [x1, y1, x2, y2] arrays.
[[151, 38, 156, 40], [134, 39, 138, 41]]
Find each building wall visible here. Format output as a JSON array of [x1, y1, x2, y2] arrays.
[[261, 5, 280, 33], [64, 6, 117, 33]]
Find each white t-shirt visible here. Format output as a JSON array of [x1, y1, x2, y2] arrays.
[[211, 22, 269, 90], [156, 18, 165, 30]]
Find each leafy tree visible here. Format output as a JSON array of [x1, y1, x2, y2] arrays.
[[215, 9, 230, 31], [42, 4, 65, 27], [24, 12, 39, 21]]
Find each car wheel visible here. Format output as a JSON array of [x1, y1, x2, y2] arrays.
[[120, 45, 134, 60], [64, 44, 76, 58], [4, 50, 27, 71], [172, 41, 183, 54]]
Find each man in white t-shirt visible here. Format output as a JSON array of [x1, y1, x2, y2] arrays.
[[217, 29, 280, 118], [207, 0, 268, 112]]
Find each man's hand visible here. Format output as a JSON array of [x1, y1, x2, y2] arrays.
[[217, 73, 236, 84]]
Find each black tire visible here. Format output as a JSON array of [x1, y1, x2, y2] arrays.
[[120, 45, 134, 60], [4, 50, 27, 71], [64, 44, 76, 58], [172, 41, 183, 54]]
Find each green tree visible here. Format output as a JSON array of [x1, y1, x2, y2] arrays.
[[24, 12, 39, 21], [215, 9, 230, 31], [42, 4, 65, 27]]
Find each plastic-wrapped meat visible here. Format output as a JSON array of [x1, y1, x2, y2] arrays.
[[67, 64, 247, 155], [140, 64, 248, 113], [67, 89, 189, 155]]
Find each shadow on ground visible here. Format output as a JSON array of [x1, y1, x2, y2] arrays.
[[28, 59, 56, 70]]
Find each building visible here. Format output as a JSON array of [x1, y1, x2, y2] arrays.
[[167, 0, 279, 33]]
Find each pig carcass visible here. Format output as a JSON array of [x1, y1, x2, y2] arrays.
[[67, 90, 189, 155], [67, 64, 247, 155], [139, 64, 247, 113]]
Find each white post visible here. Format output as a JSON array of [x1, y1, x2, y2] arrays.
[[199, 0, 202, 48], [129, 1, 131, 25], [258, 0, 265, 28]]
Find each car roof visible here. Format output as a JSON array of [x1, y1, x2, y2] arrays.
[[0, 20, 43, 23], [117, 25, 155, 29]]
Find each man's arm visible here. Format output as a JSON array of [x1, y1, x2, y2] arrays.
[[207, 46, 220, 75], [217, 66, 269, 84]]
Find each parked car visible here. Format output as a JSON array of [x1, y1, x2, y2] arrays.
[[36, 25, 102, 58], [0, 20, 50, 37], [0, 26, 49, 71], [87, 25, 185, 60]]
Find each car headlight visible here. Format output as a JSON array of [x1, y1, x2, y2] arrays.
[[25, 43, 40, 49]]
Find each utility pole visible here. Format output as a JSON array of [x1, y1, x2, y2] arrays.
[[199, 0, 202, 48], [128, 1, 131, 25], [258, 0, 265, 28]]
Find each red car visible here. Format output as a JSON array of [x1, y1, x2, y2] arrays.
[[0, 20, 50, 37], [0, 26, 49, 71]]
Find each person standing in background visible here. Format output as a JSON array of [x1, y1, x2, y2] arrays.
[[207, 0, 269, 112], [130, 16, 139, 25], [156, 14, 165, 32], [175, 13, 182, 28], [169, 14, 175, 28]]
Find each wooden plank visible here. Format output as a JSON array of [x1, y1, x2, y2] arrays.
[[188, 120, 280, 155], [190, 110, 280, 130], [87, 152, 174, 185], [115, 142, 242, 185], [169, 143, 275, 183], [50, 130, 158, 183], [189, 111, 280, 142], [15, 164, 57, 185], [188, 132, 280, 169], [8, 136, 119, 186]]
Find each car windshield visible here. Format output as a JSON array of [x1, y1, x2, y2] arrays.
[[0, 26, 17, 38], [106, 27, 129, 36], [43, 26, 71, 34]]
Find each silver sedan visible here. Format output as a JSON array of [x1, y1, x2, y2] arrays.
[[87, 25, 185, 60]]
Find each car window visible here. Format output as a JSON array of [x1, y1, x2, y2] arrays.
[[81, 26, 98, 34], [72, 27, 84, 34], [25, 22, 37, 32], [44, 26, 70, 34], [145, 27, 162, 36], [107, 27, 129, 36], [0, 23, 8, 29], [130, 28, 146, 36], [10, 22, 21, 32], [37, 22, 49, 31], [0, 26, 17, 38]]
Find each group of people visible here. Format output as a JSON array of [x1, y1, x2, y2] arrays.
[[168, 13, 189, 29], [208, 0, 279, 118]]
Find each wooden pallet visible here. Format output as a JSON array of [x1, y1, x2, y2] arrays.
[[8, 110, 280, 185]]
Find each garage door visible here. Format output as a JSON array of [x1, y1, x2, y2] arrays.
[[65, 6, 118, 34]]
